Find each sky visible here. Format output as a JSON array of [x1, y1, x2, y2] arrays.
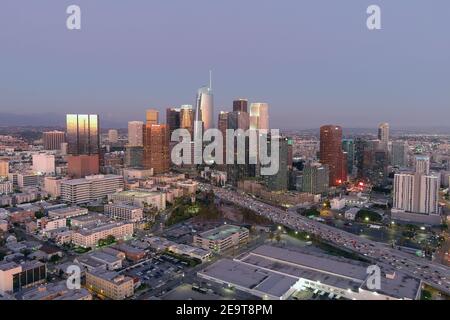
[[0, 0, 449, 129]]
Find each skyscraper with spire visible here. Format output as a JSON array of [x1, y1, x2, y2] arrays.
[[194, 71, 214, 136]]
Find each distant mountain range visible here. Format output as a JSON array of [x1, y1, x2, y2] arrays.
[[1, 112, 450, 134]]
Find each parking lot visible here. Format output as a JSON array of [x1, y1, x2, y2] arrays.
[[125, 255, 188, 290]]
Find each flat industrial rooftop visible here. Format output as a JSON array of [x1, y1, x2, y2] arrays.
[[198, 245, 421, 300]]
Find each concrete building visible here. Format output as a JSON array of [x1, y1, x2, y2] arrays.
[[198, 245, 421, 300], [193, 225, 249, 253], [168, 243, 212, 262], [43, 131, 66, 151], [21, 281, 92, 300], [0, 181, 13, 195], [37, 217, 67, 233], [108, 129, 118, 143], [104, 203, 144, 222], [0, 261, 47, 295], [393, 173, 439, 215], [44, 177, 65, 198], [128, 121, 144, 147], [61, 174, 124, 204], [0, 159, 9, 178], [415, 155, 430, 175], [48, 206, 88, 219], [15, 173, 39, 188], [86, 269, 134, 300], [122, 168, 153, 180], [109, 190, 166, 211], [302, 163, 329, 195], [32, 153, 55, 175], [72, 221, 134, 248]]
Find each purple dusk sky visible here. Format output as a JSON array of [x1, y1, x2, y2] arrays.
[[0, 0, 449, 129]]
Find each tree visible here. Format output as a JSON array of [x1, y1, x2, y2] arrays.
[[35, 211, 45, 219], [105, 235, 116, 244], [421, 290, 432, 300], [275, 233, 281, 243]]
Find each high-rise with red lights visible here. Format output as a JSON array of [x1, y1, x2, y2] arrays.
[[320, 125, 347, 186]]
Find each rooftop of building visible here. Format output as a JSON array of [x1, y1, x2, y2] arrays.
[[20, 281, 91, 300], [199, 258, 297, 299], [200, 245, 421, 300], [105, 202, 142, 210], [75, 221, 132, 236], [62, 174, 122, 185], [198, 224, 248, 241], [48, 206, 87, 214], [88, 268, 132, 285], [112, 190, 162, 197]]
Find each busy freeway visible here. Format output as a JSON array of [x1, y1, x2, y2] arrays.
[[202, 184, 450, 295]]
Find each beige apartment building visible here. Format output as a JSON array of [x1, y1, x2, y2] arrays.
[[72, 222, 134, 248], [86, 269, 134, 300]]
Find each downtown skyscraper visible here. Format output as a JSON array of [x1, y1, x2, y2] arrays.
[[378, 122, 390, 150], [66, 114, 100, 178], [143, 115, 170, 174], [194, 74, 214, 136], [319, 125, 347, 186], [249, 103, 269, 130]]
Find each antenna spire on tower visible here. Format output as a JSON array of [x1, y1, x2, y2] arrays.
[[209, 69, 212, 90]]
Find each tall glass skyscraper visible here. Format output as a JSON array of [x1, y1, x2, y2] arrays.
[[249, 103, 269, 130], [194, 84, 214, 135], [66, 114, 100, 178], [66, 114, 100, 155]]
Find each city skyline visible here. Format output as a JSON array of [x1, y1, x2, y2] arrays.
[[1, 1, 450, 129], [2, 1, 450, 305]]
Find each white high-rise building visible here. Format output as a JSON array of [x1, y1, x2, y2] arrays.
[[128, 121, 144, 147], [32, 153, 55, 175], [108, 129, 118, 143], [419, 174, 439, 214], [249, 103, 269, 130], [393, 172, 439, 215], [414, 155, 430, 175], [393, 174, 415, 213]]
